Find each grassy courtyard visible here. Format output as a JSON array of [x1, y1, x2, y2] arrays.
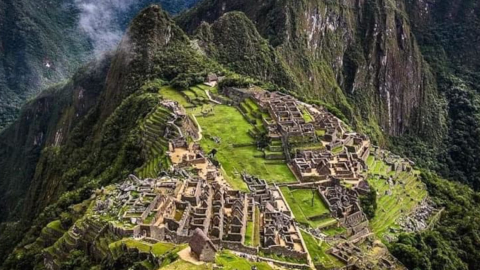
[[280, 187, 332, 228], [196, 105, 296, 190]]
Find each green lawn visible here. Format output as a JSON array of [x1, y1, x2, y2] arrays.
[[152, 242, 175, 256], [217, 251, 273, 270], [190, 86, 209, 100], [110, 239, 175, 257], [280, 187, 331, 228], [301, 231, 345, 268], [158, 249, 271, 270], [300, 106, 314, 123], [244, 221, 254, 246], [253, 206, 260, 246], [159, 86, 192, 107], [197, 105, 296, 190]]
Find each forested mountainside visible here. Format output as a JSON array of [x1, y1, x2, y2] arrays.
[[0, 0, 200, 130], [176, 0, 480, 190], [0, 1, 479, 270]]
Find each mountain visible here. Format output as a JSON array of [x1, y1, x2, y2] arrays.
[[176, 0, 480, 190], [0, 0, 201, 130], [0, 1, 479, 270]]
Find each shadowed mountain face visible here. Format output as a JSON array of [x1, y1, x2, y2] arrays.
[[0, 0, 200, 130]]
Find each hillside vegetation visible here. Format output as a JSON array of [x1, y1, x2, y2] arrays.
[[0, 2, 479, 270]]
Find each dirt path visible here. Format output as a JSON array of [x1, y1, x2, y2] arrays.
[[190, 114, 203, 142], [205, 90, 221, 104], [178, 247, 204, 265]]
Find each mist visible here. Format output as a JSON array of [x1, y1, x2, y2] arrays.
[[74, 0, 143, 56]]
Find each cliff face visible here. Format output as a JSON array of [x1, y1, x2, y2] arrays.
[[0, 56, 112, 223], [178, 0, 446, 143]]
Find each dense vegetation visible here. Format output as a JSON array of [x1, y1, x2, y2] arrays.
[[359, 186, 377, 220], [0, 0, 201, 130], [390, 172, 480, 270]]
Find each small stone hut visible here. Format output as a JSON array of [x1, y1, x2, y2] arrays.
[[189, 228, 217, 262]]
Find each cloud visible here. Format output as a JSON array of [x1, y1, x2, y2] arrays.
[[74, 0, 140, 56]]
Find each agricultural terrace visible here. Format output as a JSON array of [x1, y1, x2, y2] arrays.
[[109, 238, 176, 257], [366, 156, 428, 239], [280, 187, 334, 228], [160, 251, 273, 270]]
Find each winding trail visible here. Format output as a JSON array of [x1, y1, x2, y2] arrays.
[[190, 114, 203, 141], [205, 90, 221, 104]]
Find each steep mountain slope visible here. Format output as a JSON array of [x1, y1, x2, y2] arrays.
[[177, 0, 446, 144], [0, 0, 201, 130], [394, 0, 480, 190], [0, 0, 90, 130], [0, 5, 216, 264], [177, 0, 480, 191]]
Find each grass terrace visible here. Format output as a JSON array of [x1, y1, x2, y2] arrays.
[[280, 187, 331, 228], [160, 86, 192, 107], [301, 231, 345, 268], [110, 239, 175, 257], [136, 105, 173, 178], [367, 156, 428, 239], [217, 251, 273, 270]]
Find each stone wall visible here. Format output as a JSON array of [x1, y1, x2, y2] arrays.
[[260, 245, 308, 260]]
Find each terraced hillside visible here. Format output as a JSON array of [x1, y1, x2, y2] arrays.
[[366, 155, 428, 240], [137, 104, 177, 178]]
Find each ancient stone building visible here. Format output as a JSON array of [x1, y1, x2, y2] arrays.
[[189, 228, 217, 262]]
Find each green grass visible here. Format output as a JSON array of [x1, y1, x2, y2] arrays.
[[332, 146, 344, 154], [217, 251, 274, 270], [368, 157, 428, 239], [190, 86, 209, 100], [280, 187, 330, 228], [315, 129, 326, 137], [197, 84, 218, 94], [244, 221, 254, 246], [152, 242, 175, 256], [160, 259, 211, 270], [300, 106, 313, 123], [197, 105, 296, 190], [322, 226, 346, 236], [301, 231, 345, 268], [253, 206, 261, 247], [122, 239, 151, 253], [46, 220, 65, 232], [159, 86, 192, 107], [110, 239, 175, 257]]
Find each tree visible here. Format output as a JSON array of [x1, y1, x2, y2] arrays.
[[359, 186, 377, 219]]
